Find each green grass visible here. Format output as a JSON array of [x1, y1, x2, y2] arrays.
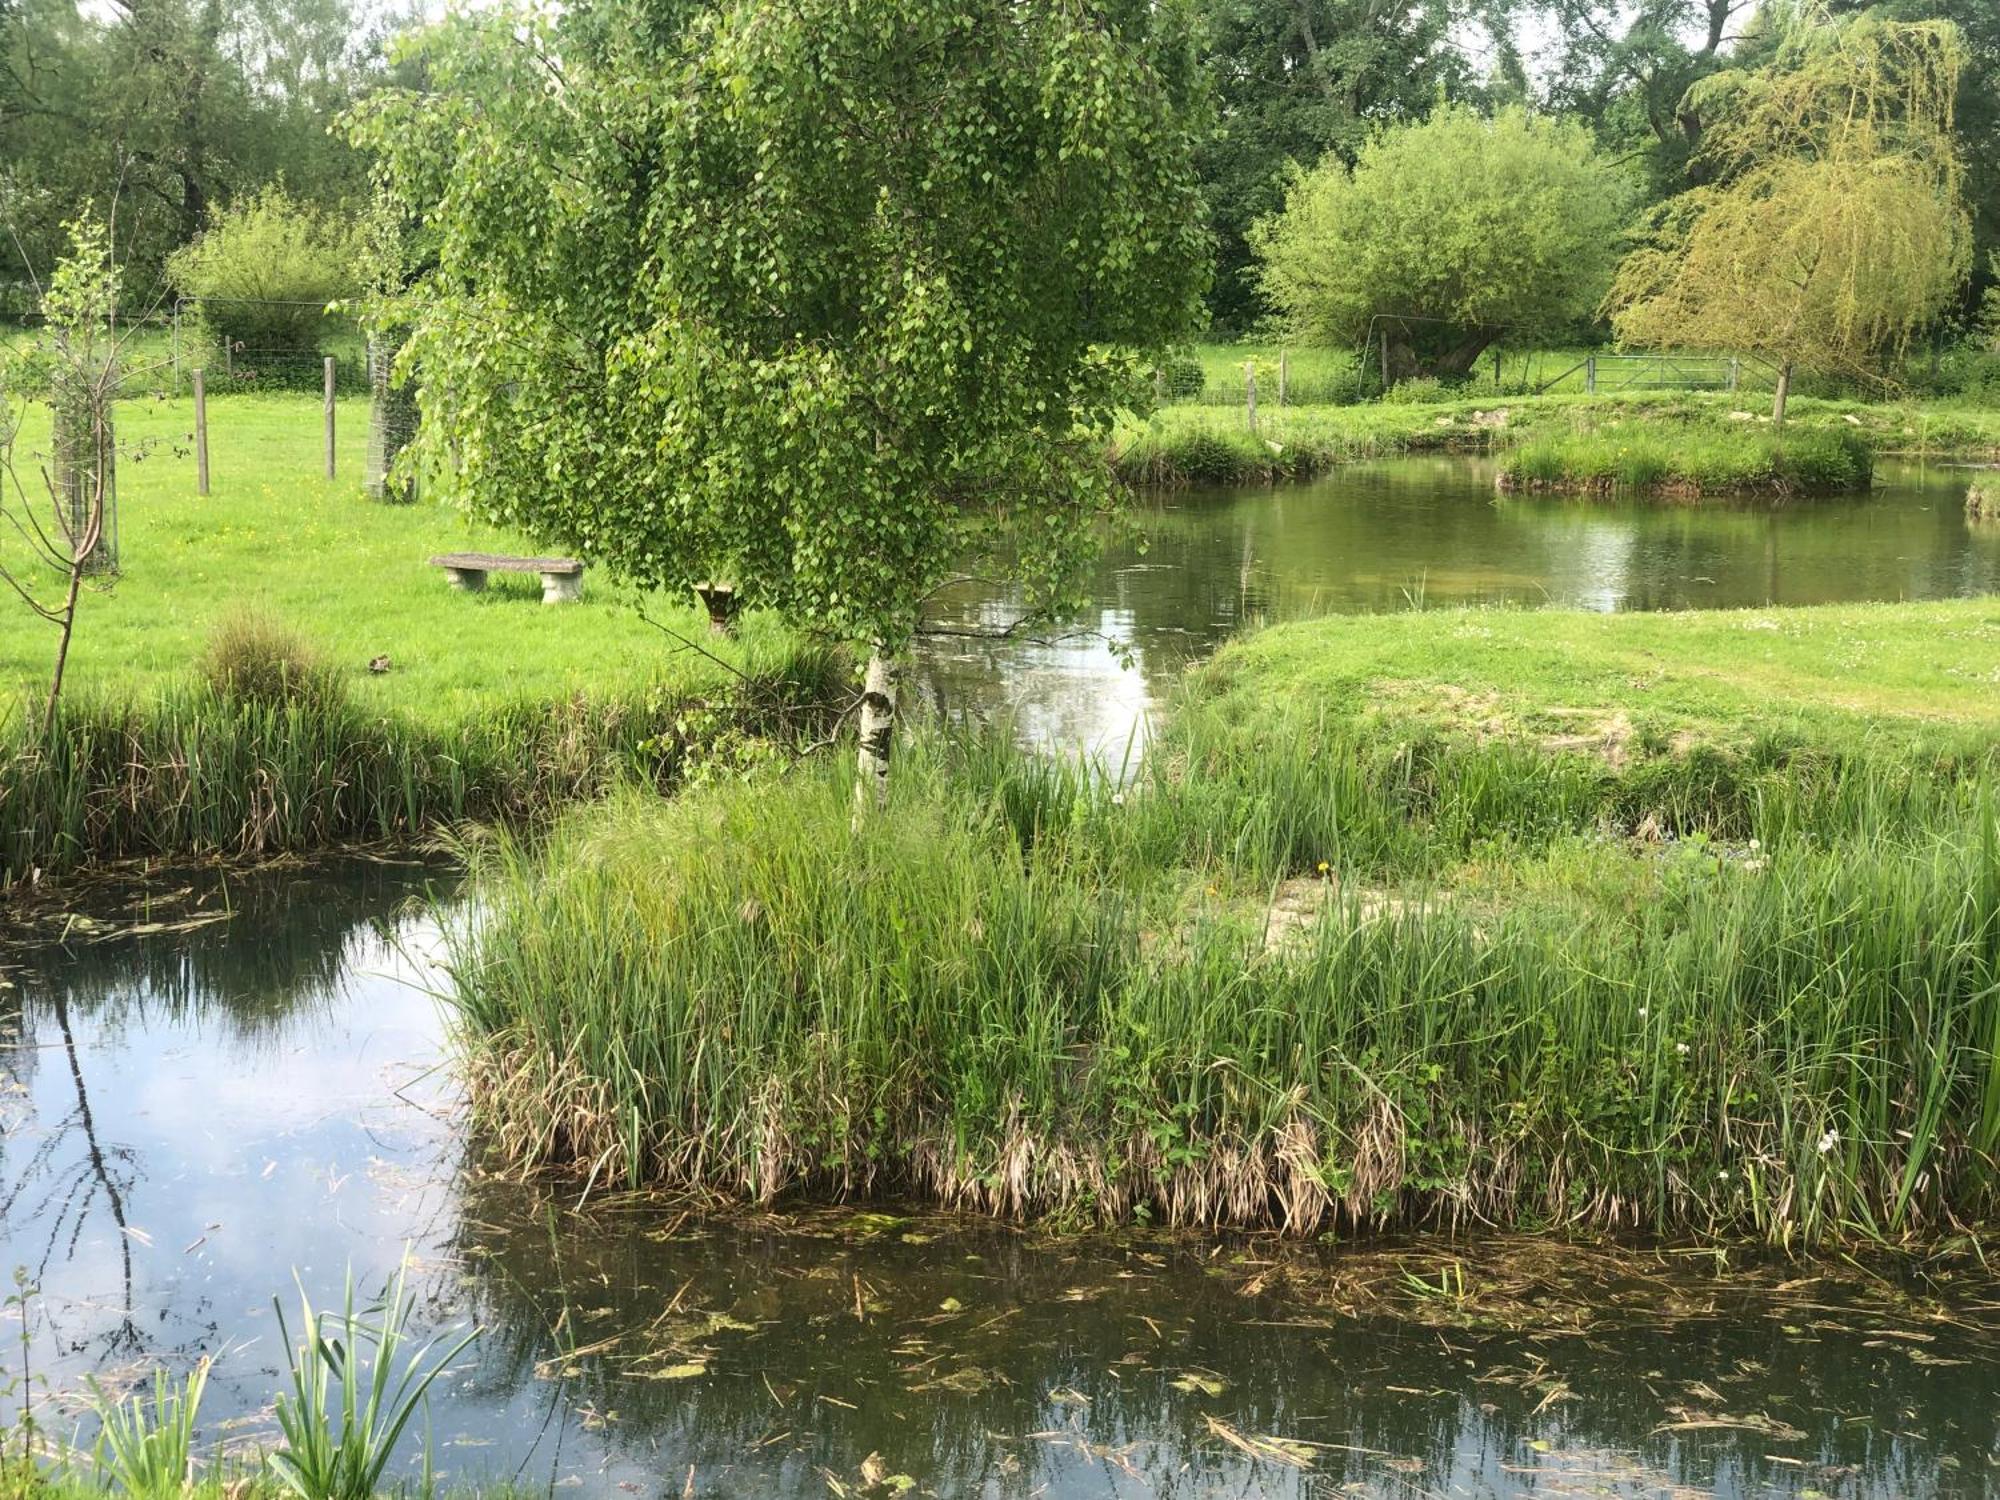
[[1497, 420, 1872, 497], [443, 599, 2000, 1247], [1115, 388, 2000, 486], [0, 394, 804, 720], [0, 395, 846, 880], [1191, 600, 2000, 756]]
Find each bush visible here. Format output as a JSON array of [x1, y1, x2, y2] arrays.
[[200, 613, 347, 712], [1969, 477, 1997, 520], [1157, 353, 1204, 399], [167, 188, 363, 356]]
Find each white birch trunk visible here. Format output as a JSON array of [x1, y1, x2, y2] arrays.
[[1772, 361, 1793, 428], [853, 647, 898, 818]]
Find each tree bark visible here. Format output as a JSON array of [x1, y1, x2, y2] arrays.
[[1772, 361, 1793, 428], [853, 646, 897, 819]]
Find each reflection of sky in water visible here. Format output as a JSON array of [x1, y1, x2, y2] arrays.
[[916, 457, 2000, 754], [2, 867, 1996, 1498]]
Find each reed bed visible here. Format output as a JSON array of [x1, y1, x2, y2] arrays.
[[446, 715, 2000, 1247], [0, 643, 845, 884], [1498, 422, 1873, 497]]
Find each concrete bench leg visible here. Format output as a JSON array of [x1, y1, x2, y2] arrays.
[[445, 567, 487, 592], [541, 570, 582, 604]]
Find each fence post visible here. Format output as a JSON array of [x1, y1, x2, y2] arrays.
[[1728, 357, 1741, 393], [1493, 348, 1502, 389], [1244, 359, 1257, 433], [1278, 350, 1288, 408], [193, 369, 210, 497], [1585, 355, 1597, 396], [323, 357, 337, 480]]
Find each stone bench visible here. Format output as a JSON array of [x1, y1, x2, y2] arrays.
[[429, 552, 584, 604]]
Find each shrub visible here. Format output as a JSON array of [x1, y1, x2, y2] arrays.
[[199, 614, 346, 713], [1968, 476, 1997, 520], [167, 188, 363, 356]]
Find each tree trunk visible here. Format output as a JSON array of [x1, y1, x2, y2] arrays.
[[853, 647, 897, 819], [1772, 361, 1793, 428], [1431, 330, 1500, 379]]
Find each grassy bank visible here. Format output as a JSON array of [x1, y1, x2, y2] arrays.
[[1115, 390, 2000, 486], [0, 395, 853, 881], [445, 600, 2000, 1247], [1, 637, 842, 885]]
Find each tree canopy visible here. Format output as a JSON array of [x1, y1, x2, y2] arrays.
[[1253, 105, 1630, 379], [354, 0, 1209, 785], [1606, 10, 1970, 405]]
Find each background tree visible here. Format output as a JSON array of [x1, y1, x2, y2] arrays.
[[166, 184, 363, 355], [1196, 0, 1521, 329], [0, 0, 387, 297], [1253, 104, 1629, 380], [1606, 10, 1970, 422], [354, 0, 1210, 800]]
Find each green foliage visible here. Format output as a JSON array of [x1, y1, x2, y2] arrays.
[[84, 1362, 209, 1500], [1499, 419, 1874, 495], [1608, 11, 1971, 383], [353, 0, 1210, 657], [1253, 105, 1630, 378], [447, 635, 2000, 1242], [268, 1264, 474, 1500], [168, 187, 364, 355], [200, 614, 347, 714], [0, 1, 378, 295], [1192, 0, 1518, 327]]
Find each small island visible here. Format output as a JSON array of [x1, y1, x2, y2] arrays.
[[1496, 419, 1875, 499]]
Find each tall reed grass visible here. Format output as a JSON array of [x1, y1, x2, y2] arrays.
[[1497, 423, 1872, 497], [445, 715, 2000, 1247], [0, 643, 845, 885]]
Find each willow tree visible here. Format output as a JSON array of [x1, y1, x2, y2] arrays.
[[350, 0, 1209, 801], [1607, 10, 1970, 423]]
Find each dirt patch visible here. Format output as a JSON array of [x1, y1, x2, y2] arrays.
[[1536, 707, 1636, 769], [1262, 874, 1438, 955]]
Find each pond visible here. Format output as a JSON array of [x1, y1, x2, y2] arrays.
[[6, 456, 2000, 1496], [917, 456, 2000, 752], [3, 863, 1997, 1499]]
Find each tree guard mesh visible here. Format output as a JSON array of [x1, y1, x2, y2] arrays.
[[51, 350, 117, 573], [366, 334, 420, 502]]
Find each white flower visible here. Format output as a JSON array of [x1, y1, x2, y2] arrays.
[[1110, 792, 1125, 807], [1748, 838, 1761, 851], [1717, 1169, 1730, 1181], [1817, 1129, 1840, 1155], [1675, 1041, 1690, 1056], [1637, 1007, 1648, 1019]]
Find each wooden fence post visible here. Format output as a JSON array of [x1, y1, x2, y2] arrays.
[[1244, 359, 1257, 433], [323, 357, 337, 480], [1728, 357, 1741, 393], [1585, 355, 1597, 396], [193, 369, 210, 496]]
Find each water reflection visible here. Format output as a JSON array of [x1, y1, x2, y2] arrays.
[[917, 458, 2000, 753], [2, 867, 1996, 1497]]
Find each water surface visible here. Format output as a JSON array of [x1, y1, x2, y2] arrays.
[[917, 457, 2000, 751]]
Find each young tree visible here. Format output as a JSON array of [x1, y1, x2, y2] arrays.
[[1252, 105, 1631, 381], [166, 184, 364, 355], [0, 218, 125, 735], [352, 0, 1210, 802], [1606, 11, 1970, 423]]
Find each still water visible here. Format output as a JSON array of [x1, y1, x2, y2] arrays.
[[919, 456, 2000, 752], [5, 459, 2000, 1496]]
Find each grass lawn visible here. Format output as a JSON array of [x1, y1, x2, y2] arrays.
[[0, 394, 795, 724], [1188, 598, 2000, 757]]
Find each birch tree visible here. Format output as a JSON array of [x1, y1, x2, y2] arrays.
[[351, 0, 1209, 804]]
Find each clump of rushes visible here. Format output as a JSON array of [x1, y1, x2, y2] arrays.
[[1497, 420, 1871, 498], [446, 715, 2000, 1247], [0, 630, 846, 884], [1967, 475, 1997, 519]]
